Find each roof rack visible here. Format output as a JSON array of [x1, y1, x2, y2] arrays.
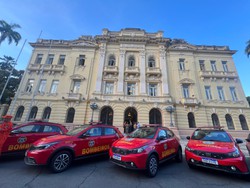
[[196, 126, 224, 130], [142, 124, 162, 127]]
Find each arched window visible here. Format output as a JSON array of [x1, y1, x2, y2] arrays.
[[108, 55, 116, 66], [66, 107, 75, 123], [149, 108, 162, 124], [14, 106, 24, 121], [28, 106, 38, 121], [100, 106, 113, 125], [239, 114, 249, 130], [225, 114, 234, 130], [148, 57, 155, 68], [211, 113, 220, 127], [128, 56, 135, 67], [42, 107, 51, 121], [188, 112, 196, 128]]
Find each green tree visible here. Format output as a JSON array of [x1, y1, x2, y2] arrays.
[[0, 55, 24, 104], [0, 20, 21, 46], [246, 40, 250, 58], [247, 96, 250, 106]]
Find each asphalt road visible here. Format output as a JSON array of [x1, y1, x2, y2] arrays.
[[0, 140, 249, 188]]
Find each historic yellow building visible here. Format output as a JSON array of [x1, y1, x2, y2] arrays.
[[8, 28, 250, 137]]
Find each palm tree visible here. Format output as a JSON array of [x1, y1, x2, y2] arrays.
[[246, 40, 250, 58], [0, 20, 21, 46]]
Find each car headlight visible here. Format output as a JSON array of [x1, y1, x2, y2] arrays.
[[227, 148, 240, 158], [185, 145, 194, 152], [130, 146, 148, 154], [35, 142, 59, 150]]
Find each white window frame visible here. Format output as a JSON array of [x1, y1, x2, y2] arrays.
[[222, 61, 228, 72], [50, 80, 59, 94], [148, 83, 157, 96], [205, 86, 212, 100], [179, 59, 185, 71], [105, 82, 114, 94], [230, 87, 238, 101], [128, 56, 135, 67], [58, 55, 65, 65], [127, 83, 136, 95], [72, 80, 81, 93], [35, 54, 43, 64], [211, 61, 217, 71], [47, 54, 54, 64], [26, 79, 34, 93], [199, 60, 205, 71], [79, 55, 85, 66], [148, 57, 155, 68], [108, 56, 115, 66], [217, 86, 225, 101], [182, 84, 189, 98], [38, 79, 47, 93]]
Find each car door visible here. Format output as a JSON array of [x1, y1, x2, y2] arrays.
[[74, 127, 102, 157], [99, 127, 119, 151], [2, 124, 42, 153]]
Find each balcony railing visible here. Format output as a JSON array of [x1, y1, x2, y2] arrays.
[[63, 93, 82, 101], [28, 64, 65, 74], [124, 66, 140, 75], [199, 71, 238, 79], [103, 66, 119, 75], [180, 98, 200, 106], [146, 67, 161, 77]]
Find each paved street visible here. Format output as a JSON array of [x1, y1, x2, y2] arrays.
[[0, 139, 249, 188]]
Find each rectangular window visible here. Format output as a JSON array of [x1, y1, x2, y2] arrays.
[[47, 54, 54, 64], [179, 58, 185, 71], [182, 84, 189, 98], [205, 86, 212, 100], [105, 82, 114, 94], [72, 80, 81, 93], [217, 86, 225, 101], [38, 79, 47, 93], [222, 61, 228, 72], [79, 55, 85, 66], [230, 87, 238, 101], [148, 84, 157, 96], [25, 79, 34, 93], [35, 54, 43, 64], [127, 83, 135, 95], [50, 80, 59, 94], [199, 60, 205, 71], [211, 61, 217, 71], [58, 55, 66, 65]]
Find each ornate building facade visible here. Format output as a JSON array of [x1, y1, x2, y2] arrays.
[[8, 28, 250, 137]]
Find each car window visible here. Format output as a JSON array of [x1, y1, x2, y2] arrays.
[[15, 125, 41, 133], [104, 127, 116, 135], [191, 130, 231, 142], [86, 127, 102, 136], [166, 130, 174, 138], [158, 130, 167, 138], [129, 127, 157, 139], [43, 125, 61, 133]]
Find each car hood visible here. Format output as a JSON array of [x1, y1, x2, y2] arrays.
[[113, 137, 153, 149], [33, 135, 71, 145], [187, 140, 236, 153]]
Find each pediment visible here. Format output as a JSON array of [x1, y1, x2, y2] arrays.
[[179, 78, 195, 84], [70, 74, 85, 80]]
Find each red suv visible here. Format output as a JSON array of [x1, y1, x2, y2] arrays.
[[185, 127, 249, 175], [1, 121, 68, 156], [109, 125, 182, 177], [25, 124, 123, 173]]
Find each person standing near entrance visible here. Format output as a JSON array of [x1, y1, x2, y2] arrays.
[[0, 115, 13, 154]]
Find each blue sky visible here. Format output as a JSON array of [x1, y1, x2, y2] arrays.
[[1, 0, 250, 96]]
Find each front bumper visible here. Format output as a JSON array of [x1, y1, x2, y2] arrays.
[[24, 149, 52, 165], [185, 150, 249, 174]]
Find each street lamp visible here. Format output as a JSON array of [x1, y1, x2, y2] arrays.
[[90, 102, 98, 123], [166, 106, 175, 127]]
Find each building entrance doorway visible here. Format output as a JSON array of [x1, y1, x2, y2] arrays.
[[100, 106, 113, 125], [124, 107, 137, 133]]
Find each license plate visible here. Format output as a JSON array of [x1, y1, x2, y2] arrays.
[[113, 154, 121, 161], [202, 158, 218, 165]]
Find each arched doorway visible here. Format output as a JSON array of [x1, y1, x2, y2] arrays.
[[124, 107, 137, 133], [188, 112, 196, 128], [100, 106, 113, 125], [42, 107, 51, 121], [14, 106, 24, 121], [239, 114, 249, 130], [28, 106, 38, 121], [149, 108, 162, 124], [211, 113, 220, 127], [225, 114, 235, 130], [66, 107, 75, 123]]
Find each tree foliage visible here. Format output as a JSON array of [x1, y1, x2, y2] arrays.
[[247, 96, 250, 106], [0, 20, 22, 46], [245, 40, 250, 58], [0, 55, 24, 104]]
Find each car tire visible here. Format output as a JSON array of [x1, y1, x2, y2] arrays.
[[146, 154, 158, 178], [175, 147, 183, 162], [49, 151, 72, 173], [187, 163, 196, 169]]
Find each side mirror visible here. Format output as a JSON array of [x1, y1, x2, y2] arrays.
[[235, 138, 243, 144], [246, 139, 250, 142], [79, 133, 90, 138], [157, 136, 166, 141], [186, 136, 190, 140]]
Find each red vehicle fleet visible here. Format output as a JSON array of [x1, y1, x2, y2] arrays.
[[109, 124, 182, 177], [185, 127, 249, 175]]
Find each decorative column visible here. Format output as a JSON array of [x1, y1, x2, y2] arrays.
[[117, 50, 125, 94], [95, 43, 106, 93], [140, 50, 146, 95], [159, 46, 169, 95]]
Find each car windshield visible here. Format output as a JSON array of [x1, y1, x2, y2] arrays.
[[191, 130, 232, 142], [66, 125, 89, 136], [128, 127, 157, 139]]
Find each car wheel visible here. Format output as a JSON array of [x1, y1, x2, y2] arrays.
[[175, 147, 183, 162], [146, 154, 158, 177], [49, 151, 72, 173]]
